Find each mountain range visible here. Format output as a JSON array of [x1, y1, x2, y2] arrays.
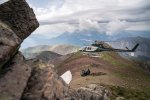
[[21, 35, 150, 61], [108, 37, 150, 61], [21, 44, 79, 59], [21, 30, 150, 48]]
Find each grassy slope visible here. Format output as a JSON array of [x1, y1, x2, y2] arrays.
[[56, 52, 150, 99]]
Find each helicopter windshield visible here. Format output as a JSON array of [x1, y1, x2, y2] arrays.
[[85, 46, 98, 51], [87, 47, 91, 50]]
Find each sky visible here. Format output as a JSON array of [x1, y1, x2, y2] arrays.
[[0, 0, 150, 48], [25, 0, 150, 36]]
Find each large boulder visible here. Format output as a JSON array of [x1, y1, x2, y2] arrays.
[[0, 0, 39, 70], [0, 0, 39, 100], [0, 52, 32, 100], [77, 84, 109, 100], [0, 0, 39, 40], [22, 64, 80, 100], [0, 21, 21, 69]]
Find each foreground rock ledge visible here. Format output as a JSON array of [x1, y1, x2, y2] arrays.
[[21, 63, 109, 100], [0, 0, 39, 100]]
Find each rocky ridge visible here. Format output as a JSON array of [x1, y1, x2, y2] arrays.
[[0, 0, 109, 100]]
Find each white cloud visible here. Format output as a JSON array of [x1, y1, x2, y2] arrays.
[[26, 0, 150, 36], [79, 19, 100, 31], [0, 0, 8, 4], [127, 21, 150, 31], [33, 23, 77, 38], [106, 19, 129, 35]]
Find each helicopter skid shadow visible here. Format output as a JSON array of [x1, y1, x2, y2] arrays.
[[90, 72, 107, 76]]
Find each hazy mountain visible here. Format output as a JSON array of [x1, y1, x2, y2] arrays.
[[21, 44, 79, 58], [21, 30, 150, 49], [108, 36, 150, 61], [44, 30, 150, 46], [21, 49, 62, 60], [35, 51, 61, 61], [22, 35, 150, 61]]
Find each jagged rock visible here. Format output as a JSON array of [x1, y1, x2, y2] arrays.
[[22, 62, 110, 100], [116, 97, 125, 100], [22, 64, 80, 100], [77, 84, 109, 100], [0, 20, 21, 69], [0, 0, 39, 70], [0, 0, 39, 100], [0, 0, 39, 40], [0, 53, 32, 100]]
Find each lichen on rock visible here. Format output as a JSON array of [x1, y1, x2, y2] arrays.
[[0, 0, 39, 40]]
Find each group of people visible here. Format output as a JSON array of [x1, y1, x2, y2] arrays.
[[81, 68, 91, 76]]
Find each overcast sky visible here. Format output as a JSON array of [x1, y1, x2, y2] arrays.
[[24, 0, 150, 37], [1, 0, 150, 37], [0, 0, 150, 48]]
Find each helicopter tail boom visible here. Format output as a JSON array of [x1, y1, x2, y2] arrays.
[[131, 43, 139, 52]]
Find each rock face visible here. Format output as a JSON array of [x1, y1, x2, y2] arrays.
[[0, 53, 32, 100], [22, 62, 109, 100], [22, 64, 80, 100], [0, 0, 39, 100], [0, 0, 39, 70], [0, 0, 39, 40], [77, 84, 109, 100]]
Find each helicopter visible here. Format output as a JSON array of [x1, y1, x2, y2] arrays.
[[79, 40, 139, 77], [79, 40, 139, 53]]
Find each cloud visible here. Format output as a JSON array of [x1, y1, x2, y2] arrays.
[[26, 0, 150, 36], [0, 0, 8, 4], [33, 23, 77, 38], [79, 20, 101, 31], [106, 19, 129, 35]]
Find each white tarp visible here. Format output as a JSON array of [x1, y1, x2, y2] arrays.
[[61, 70, 72, 84], [131, 52, 134, 56]]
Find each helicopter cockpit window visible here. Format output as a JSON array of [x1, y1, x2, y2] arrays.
[[87, 47, 91, 50]]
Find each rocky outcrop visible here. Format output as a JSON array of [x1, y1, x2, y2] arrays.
[[0, 53, 32, 100], [0, 0, 39, 70], [77, 84, 109, 100], [0, 0, 39, 40], [0, 21, 21, 69], [22, 62, 109, 100], [22, 64, 80, 100], [0, 0, 39, 100]]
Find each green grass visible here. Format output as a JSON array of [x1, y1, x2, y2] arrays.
[[101, 52, 125, 67], [108, 85, 150, 100], [113, 72, 128, 78], [57, 52, 82, 68]]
